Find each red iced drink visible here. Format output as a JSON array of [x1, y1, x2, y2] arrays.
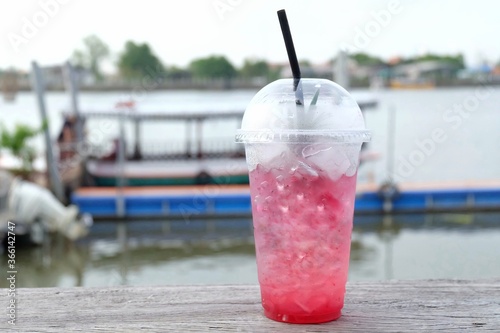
[[249, 164, 357, 323], [236, 78, 370, 324]]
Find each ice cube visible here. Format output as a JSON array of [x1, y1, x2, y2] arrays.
[[305, 144, 359, 180], [302, 144, 332, 158], [296, 160, 319, 178]]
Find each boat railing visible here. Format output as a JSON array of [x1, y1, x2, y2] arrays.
[[56, 132, 222, 162], [132, 138, 244, 160], [57, 138, 245, 162]]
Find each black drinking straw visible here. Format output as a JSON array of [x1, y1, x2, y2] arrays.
[[277, 9, 304, 105]]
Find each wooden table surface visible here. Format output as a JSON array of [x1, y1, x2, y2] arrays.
[[2, 279, 499, 332]]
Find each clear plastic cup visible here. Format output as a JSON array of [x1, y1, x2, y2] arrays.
[[236, 78, 370, 324]]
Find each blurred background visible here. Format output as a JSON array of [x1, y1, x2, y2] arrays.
[[1, 0, 499, 288]]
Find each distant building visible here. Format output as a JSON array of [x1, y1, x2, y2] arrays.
[[42, 65, 64, 89], [280, 62, 333, 79], [27, 64, 96, 90], [0, 70, 19, 101], [390, 60, 462, 82], [457, 63, 493, 82], [278, 56, 388, 88]]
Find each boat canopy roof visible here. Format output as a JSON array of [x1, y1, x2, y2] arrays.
[[64, 98, 377, 122], [63, 109, 245, 121]]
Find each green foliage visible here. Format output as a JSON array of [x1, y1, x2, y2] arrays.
[[239, 59, 269, 78], [400, 53, 465, 69], [72, 35, 110, 81], [118, 41, 165, 79], [267, 66, 283, 81], [72, 50, 86, 68], [189, 55, 236, 79], [0, 123, 45, 171], [351, 53, 386, 66], [299, 59, 312, 67]]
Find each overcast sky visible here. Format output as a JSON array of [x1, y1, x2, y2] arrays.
[[1, 0, 499, 71]]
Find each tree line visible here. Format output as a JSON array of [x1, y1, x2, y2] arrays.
[[71, 35, 469, 83], [72, 35, 279, 82], [0, 34, 469, 82]]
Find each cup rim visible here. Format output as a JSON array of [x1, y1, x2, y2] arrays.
[[235, 129, 371, 144]]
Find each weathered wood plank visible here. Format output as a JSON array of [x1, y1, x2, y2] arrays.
[[2, 279, 499, 332]]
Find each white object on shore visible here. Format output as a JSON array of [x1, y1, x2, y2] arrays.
[[0, 171, 91, 240]]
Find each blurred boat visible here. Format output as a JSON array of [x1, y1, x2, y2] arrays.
[[389, 77, 435, 90], [71, 180, 500, 219], [58, 109, 249, 187], [64, 97, 378, 188]]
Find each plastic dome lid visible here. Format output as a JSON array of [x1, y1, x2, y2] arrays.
[[236, 79, 371, 144]]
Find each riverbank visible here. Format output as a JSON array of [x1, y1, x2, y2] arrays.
[[11, 78, 500, 92]]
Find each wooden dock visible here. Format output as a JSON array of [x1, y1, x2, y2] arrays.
[[2, 279, 498, 332]]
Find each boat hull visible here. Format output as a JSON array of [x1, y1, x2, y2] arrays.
[[72, 181, 500, 218], [86, 158, 250, 187], [92, 174, 249, 186]]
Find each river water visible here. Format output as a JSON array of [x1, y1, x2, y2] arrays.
[[2, 87, 499, 183], [1, 87, 499, 287], [1, 213, 500, 288]]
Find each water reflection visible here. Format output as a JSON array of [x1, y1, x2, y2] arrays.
[[351, 212, 500, 281], [1, 213, 500, 288], [0, 236, 89, 288]]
